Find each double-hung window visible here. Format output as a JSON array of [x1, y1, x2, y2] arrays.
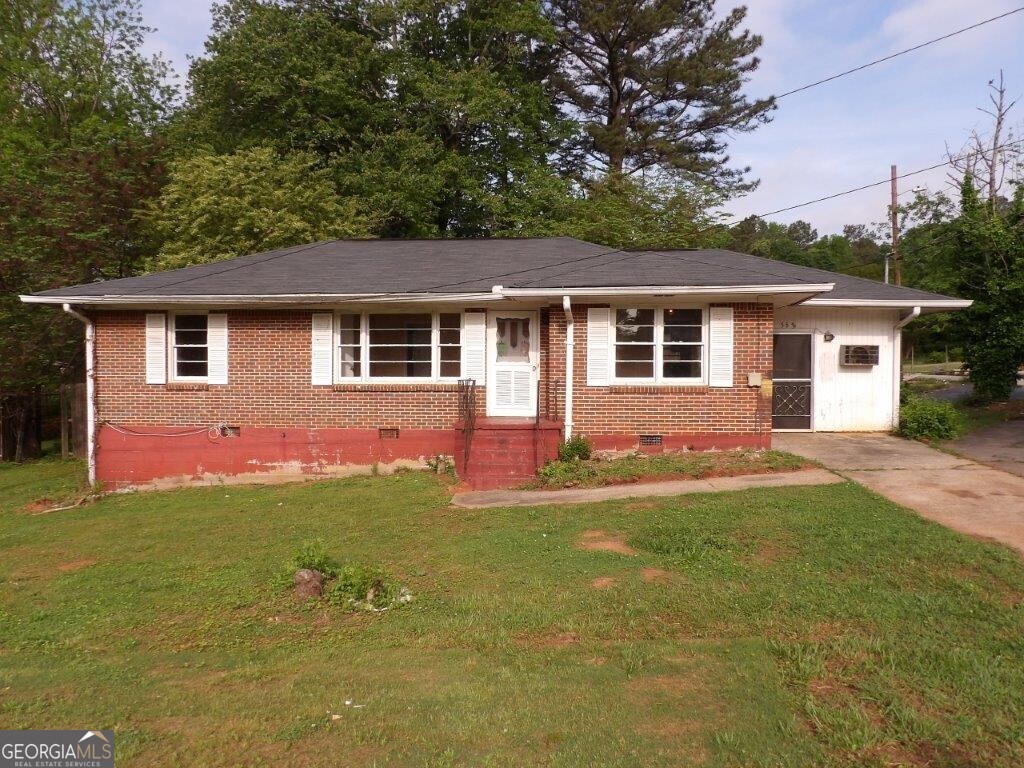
[[170, 313, 209, 381], [612, 307, 706, 384], [334, 311, 463, 382]]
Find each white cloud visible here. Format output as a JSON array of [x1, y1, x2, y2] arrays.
[[881, 0, 1023, 56]]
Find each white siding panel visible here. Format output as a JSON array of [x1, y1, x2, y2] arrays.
[[774, 307, 899, 431]]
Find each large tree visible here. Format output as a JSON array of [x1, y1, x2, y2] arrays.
[[181, 0, 570, 238], [546, 0, 772, 188], [952, 176, 1024, 401], [144, 146, 373, 271], [0, 0, 172, 458]]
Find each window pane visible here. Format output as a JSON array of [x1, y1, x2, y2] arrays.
[[663, 308, 701, 326], [439, 313, 461, 330], [615, 308, 654, 343], [176, 346, 208, 362], [439, 329, 461, 345], [370, 328, 432, 345], [663, 345, 702, 362], [370, 361, 431, 377], [440, 361, 461, 377], [616, 309, 654, 325], [663, 361, 701, 379], [663, 325, 702, 343], [371, 345, 431, 363], [339, 345, 361, 378], [369, 313, 430, 329], [615, 344, 654, 379], [616, 360, 654, 378], [174, 330, 207, 346], [176, 361, 208, 377], [174, 315, 207, 331]]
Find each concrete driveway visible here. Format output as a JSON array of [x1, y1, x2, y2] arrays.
[[774, 432, 1024, 556]]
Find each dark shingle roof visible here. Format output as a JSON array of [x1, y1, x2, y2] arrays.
[[28, 237, 964, 304]]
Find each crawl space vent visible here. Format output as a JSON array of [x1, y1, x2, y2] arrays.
[[378, 428, 400, 440], [639, 434, 663, 446]]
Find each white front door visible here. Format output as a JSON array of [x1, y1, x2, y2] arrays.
[[486, 311, 538, 417]]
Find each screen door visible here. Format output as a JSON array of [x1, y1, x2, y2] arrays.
[[773, 333, 813, 430]]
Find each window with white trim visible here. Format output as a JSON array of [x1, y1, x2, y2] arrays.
[[612, 307, 706, 383], [169, 313, 209, 381], [334, 311, 463, 382]]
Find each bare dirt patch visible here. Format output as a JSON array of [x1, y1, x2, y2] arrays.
[[577, 530, 637, 556], [591, 576, 617, 589], [515, 630, 580, 650], [641, 567, 671, 583], [57, 558, 97, 573]]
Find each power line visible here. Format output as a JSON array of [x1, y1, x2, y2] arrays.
[[775, 7, 1024, 100], [744, 137, 1024, 221]]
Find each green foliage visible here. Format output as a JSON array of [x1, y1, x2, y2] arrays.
[[558, 434, 592, 462], [535, 449, 807, 489], [143, 146, 373, 270], [0, 0, 173, 458], [898, 394, 964, 442], [286, 538, 340, 579], [547, 0, 771, 189], [327, 564, 406, 611], [951, 178, 1024, 402]]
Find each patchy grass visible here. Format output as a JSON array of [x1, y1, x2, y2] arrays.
[[530, 448, 810, 489], [904, 362, 965, 375], [2, 461, 1024, 766], [954, 398, 1024, 434]]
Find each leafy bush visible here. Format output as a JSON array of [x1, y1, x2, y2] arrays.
[[898, 394, 963, 441], [276, 540, 410, 611], [558, 434, 592, 462], [287, 538, 339, 579], [327, 564, 409, 611]]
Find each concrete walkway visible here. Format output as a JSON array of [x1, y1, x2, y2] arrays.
[[775, 432, 1024, 555], [450, 468, 842, 509]]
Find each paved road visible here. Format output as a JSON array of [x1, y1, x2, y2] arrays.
[[951, 421, 1024, 478], [775, 432, 1024, 556], [921, 382, 1024, 403]]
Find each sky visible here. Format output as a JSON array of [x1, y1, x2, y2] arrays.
[[139, 0, 1024, 235]]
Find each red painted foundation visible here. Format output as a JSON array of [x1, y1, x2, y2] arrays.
[[96, 425, 457, 488]]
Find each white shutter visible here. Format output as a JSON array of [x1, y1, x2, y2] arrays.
[[587, 308, 611, 386], [462, 312, 486, 384], [709, 306, 734, 387], [207, 313, 228, 385], [145, 313, 167, 385], [311, 312, 334, 385]]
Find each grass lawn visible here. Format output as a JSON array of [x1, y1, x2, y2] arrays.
[[530, 449, 810, 489], [2, 461, 1024, 767]]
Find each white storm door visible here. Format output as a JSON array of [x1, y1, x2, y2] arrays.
[[486, 311, 538, 417]]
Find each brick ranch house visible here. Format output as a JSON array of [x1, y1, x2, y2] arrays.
[[22, 238, 969, 489]]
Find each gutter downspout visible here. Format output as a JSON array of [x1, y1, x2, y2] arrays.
[[892, 306, 921, 430], [562, 296, 574, 441], [63, 304, 96, 486]]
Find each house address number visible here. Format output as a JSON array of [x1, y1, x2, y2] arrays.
[[777, 321, 799, 330]]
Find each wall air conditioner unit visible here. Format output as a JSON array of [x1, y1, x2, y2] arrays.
[[840, 345, 879, 366]]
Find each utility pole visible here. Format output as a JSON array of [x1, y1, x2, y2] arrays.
[[890, 164, 901, 286]]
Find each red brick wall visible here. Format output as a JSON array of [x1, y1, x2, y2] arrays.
[[91, 304, 772, 485], [93, 310, 483, 429], [542, 303, 773, 450]]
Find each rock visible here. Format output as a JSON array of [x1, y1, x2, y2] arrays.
[[293, 568, 324, 600]]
